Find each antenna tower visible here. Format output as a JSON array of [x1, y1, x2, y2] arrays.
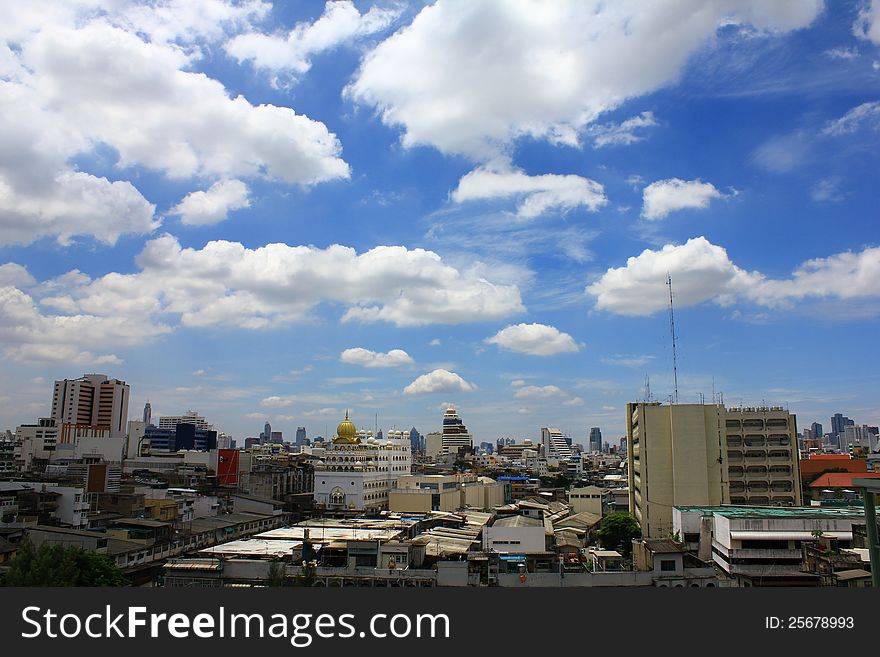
[[667, 273, 679, 404]]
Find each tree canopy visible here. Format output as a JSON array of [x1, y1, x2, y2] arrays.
[[1, 539, 128, 587], [596, 513, 642, 554]]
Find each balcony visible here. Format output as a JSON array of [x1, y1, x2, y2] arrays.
[[767, 434, 790, 447], [744, 435, 766, 448], [744, 450, 767, 460], [726, 451, 744, 463], [745, 495, 770, 505], [747, 482, 769, 492], [728, 466, 744, 477], [769, 467, 792, 478], [726, 436, 743, 448], [745, 467, 768, 479], [768, 450, 791, 461]]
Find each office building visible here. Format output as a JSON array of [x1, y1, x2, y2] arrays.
[[440, 406, 473, 454], [158, 410, 212, 431], [541, 427, 572, 458], [51, 374, 130, 438], [143, 402, 152, 426], [295, 427, 307, 446], [589, 427, 603, 453], [627, 402, 802, 538]]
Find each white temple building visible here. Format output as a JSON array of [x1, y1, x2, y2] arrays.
[[312, 412, 412, 512]]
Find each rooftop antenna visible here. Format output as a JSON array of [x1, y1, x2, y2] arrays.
[[667, 272, 679, 404], [643, 373, 652, 403]]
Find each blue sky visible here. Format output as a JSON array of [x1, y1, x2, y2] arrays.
[[1, 0, 879, 445]]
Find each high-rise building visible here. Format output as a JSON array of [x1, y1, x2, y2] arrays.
[[541, 427, 572, 458], [51, 374, 130, 438], [810, 422, 823, 439], [831, 413, 854, 439], [627, 402, 801, 538], [158, 410, 212, 431], [143, 402, 152, 426], [409, 427, 422, 453], [589, 427, 603, 453], [261, 421, 272, 444], [441, 406, 473, 454], [295, 427, 307, 446]]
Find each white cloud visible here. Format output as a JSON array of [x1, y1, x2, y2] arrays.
[[429, 338, 441, 347], [810, 177, 845, 203], [563, 396, 584, 406], [641, 178, 724, 220], [824, 46, 859, 59], [348, 0, 822, 158], [822, 101, 880, 137], [340, 347, 414, 368], [854, 0, 880, 45], [510, 379, 526, 388], [587, 237, 880, 316], [0, 234, 524, 363], [601, 354, 656, 368], [403, 369, 476, 395], [485, 323, 579, 356], [0, 7, 348, 245], [171, 179, 251, 225], [514, 385, 564, 399], [451, 164, 607, 218], [227, 1, 399, 76], [588, 111, 658, 148]]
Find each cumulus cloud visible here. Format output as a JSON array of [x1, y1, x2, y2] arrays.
[[347, 0, 822, 158], [854, 0, 880, 44], [822, 101, 880, 137], [641, 178, 725, 220], [485, 323, 579, 356], [171, 179, 251, 225], [452, 164, 607, 219], [403, 369, 476, 395], [227, 1, 400, 76], [587, 236, 880, 316], [0, 4, 348, 245], [0, 234, 524, 363], [587, 111, 658, 148], [340, 347, 414, 368], [514, 384, 564, 399]]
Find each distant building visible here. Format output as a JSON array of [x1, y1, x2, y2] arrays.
[[541, 427, 571, 458], [261, 421, 272, 444], [295, 427, 307, 446], [440, 406, 473, 455], [589, 427, 602, 453], [409, 427, 422, 453], [143, 402, 152, 426], [158, 410, 212, 431], [51, 373, 130, 438]]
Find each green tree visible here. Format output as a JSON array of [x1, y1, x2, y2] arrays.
[[596, 513, 642, 555], [1, 539, 127, 587], [266, 560, 286, 587]]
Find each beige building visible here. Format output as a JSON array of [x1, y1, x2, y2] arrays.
[[568, 485, 613, 516], [388, 474, 504, 513], [627, 402, 801, 538]]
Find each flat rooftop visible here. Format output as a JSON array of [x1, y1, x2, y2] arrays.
[[675, 505, 866, 519]]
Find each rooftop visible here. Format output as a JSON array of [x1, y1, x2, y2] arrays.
[[675, 505, 866, 519]]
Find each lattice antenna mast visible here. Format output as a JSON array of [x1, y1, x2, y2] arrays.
[[667, 273, 679, 404]]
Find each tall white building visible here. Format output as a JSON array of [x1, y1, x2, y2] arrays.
[[440, 406, 473, 454], [51, 374, 130, 438], [842, 424, 878, 453], [541, 427, 572, 458], [313, 413, 412, 512], [157, 410, 213, 431]]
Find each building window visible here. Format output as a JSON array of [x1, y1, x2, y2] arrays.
[[660, 560, 676, 572]]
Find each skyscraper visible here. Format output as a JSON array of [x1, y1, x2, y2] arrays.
[[261, 420, 272, 444], [143, 401, 152, 426], [589, 427, 603, 453], [409, 427, 422, 452], [541, 427, 572, 458], [51, 373, 130, 438], [295, 426, 307, 446], [810, 422, 823, 439], [441, 406, 473, 454]]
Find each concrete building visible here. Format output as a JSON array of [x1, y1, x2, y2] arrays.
[[313, 413, 412, 512], [568, 486, 613, 516], [541, 427, 572, 459], [388, 474, 504, 513], [674, 505, 866, 586], [589, 427, 603, 453], [627, 402, 802, 538], [425, 432, 444, 458], [51, 374, 130, 438], [158, 410, 212, 431], [440, 406, 473, 455]]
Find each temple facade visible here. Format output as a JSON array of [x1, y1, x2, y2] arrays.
[[312, 412, 412, 512]]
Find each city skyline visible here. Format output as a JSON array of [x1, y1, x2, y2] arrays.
[[2, 1, 879, 442]]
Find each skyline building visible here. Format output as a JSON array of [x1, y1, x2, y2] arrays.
[[295, 426, 307, 446], [51, 373, 130, 438], [143, 401, 152, 427], [440, 406, 473, 454], [541, 427, 572, 459], [158, 410, 212, 432], [626, 402, 801, 538], [589, 427, 603, 453]]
